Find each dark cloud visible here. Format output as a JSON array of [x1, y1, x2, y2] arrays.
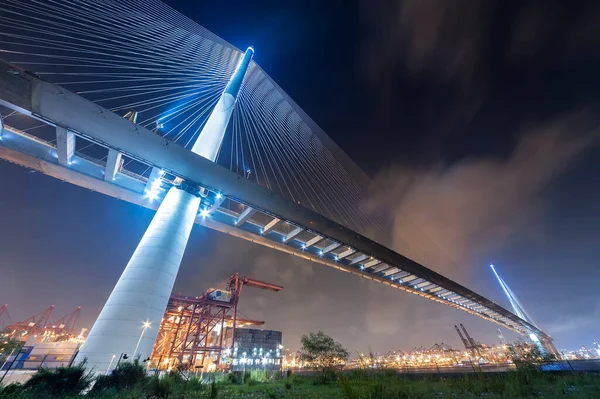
[[373, 113, 599, 282], [358, 0, 600, 131]]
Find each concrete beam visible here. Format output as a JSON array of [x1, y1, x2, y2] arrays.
[[208, 195, 225, 212], [104, 148, 122, 181], [337, 247, 356, 260], [349, 253, 369, 266], [363, 258, 381, 268], [284, 226, 303, 243], [261, 217, 280, 234], [56, 126, 75, 166], [372, 263, 390, 273], [304, 235, 324, 248], [236, 207, 256, 226], [322, 242, 340, 254]]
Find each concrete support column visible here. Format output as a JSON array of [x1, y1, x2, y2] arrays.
[[56, 126, 75, 166], [76, 187, 200, 372], [104, 149, 122, 181]]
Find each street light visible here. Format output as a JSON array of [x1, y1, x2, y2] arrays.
[[132, 321, 151, 360], [106, 354, 116, 375]]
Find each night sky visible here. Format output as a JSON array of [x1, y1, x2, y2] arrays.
[[2, 0, 600, 353]]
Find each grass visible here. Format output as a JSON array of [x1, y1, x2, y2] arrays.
[[2, 365, 600, 398]]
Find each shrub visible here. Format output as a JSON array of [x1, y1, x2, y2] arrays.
[[226, 371, 241, 384], [208, 380, 219, 399], [22, 362, 93, 396], [0, 383, 28, 399], [338, 376, 359, 399], [146, 374, 174, 398], [89, 359, 148, 394]]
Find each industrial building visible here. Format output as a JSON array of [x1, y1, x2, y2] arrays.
[[149, 273, 283, 372], [229, 329, 283, 372]]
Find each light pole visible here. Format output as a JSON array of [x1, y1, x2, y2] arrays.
[[106, 354, 116, 375], [133, 321, 151, 360]]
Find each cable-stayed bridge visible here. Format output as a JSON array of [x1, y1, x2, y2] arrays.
[[0, 0, 554, 371]]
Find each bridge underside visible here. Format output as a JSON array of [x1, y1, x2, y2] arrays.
[[0, 59, 552, 344]]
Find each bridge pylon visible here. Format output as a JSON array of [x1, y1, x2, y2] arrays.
[[490, 264, 557, 356], [74, 48, 254, 374]]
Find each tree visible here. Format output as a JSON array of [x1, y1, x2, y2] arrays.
[[298, 331, 349, 380]]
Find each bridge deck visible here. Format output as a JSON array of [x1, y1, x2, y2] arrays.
[[0, 60, 548, 340]]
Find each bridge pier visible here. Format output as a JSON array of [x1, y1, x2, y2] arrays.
[[75, 48, 254, 373], [76, 187, 200, 371]]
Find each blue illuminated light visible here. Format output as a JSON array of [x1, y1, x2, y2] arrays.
[[216, 192, 222, 199], [145, 179, 163, 201], [199, 208, 210, 218]]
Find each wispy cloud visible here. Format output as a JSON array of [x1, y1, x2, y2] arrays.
[[373, 114, 599, 280]]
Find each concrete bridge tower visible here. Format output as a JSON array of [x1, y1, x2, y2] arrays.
[[75, 48, 254, 373]]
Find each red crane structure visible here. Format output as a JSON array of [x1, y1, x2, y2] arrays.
[[2, 305, 83, 343], [150, 273, 282, 371], [0, 304, 12, 328], [4, 305, 55, 341], [46, 307, 82, 341]]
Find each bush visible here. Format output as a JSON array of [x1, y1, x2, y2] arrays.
[[226, 371, 241, 384], [22, 362, 93, 396], [146, 374, 174, 398], [208, 380, 219, 399], [0, 383, 28, 399], [338, 376, 359, 399], [89, 359, 148, 394], [250, 368, 269, 383]]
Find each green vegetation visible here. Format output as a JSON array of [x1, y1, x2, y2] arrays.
[[0, 335, 599, 398], [297, 331, 350, 382], [2, 362, 600, 398]]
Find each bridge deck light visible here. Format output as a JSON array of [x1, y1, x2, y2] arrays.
[[216, 192, 222, 199], [199, 208, 210, 218]]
